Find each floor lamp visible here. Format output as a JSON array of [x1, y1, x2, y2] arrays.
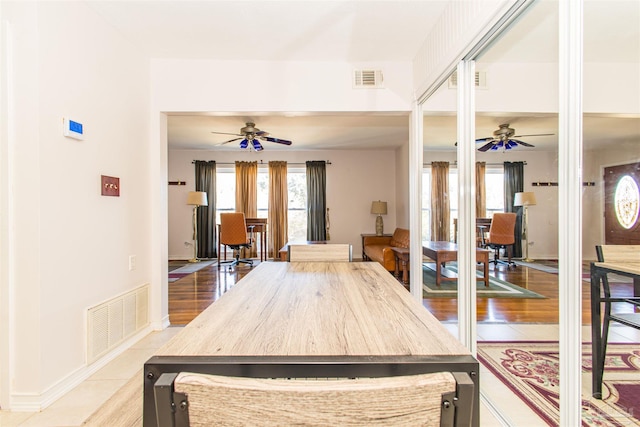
[[514, 191, 537, 262], [187, 191, 208, 263]]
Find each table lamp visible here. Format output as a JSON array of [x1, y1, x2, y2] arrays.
[[187, 191, 208, 263], [514, 191, 536, 262], [371, 201, 388, 236]]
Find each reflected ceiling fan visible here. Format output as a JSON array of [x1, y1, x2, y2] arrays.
[[211, 122, 292, 151], [476, 123, 553, 152]]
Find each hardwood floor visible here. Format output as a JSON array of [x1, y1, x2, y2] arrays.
[[167, 259, 634, 326]]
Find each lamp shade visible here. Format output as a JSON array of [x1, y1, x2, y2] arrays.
[[371, 201, 388, 215], [514, 192, 537, 207], [187, 191, 208, 206]]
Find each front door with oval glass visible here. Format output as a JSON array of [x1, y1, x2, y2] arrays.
[[604, 162, 640, 244]]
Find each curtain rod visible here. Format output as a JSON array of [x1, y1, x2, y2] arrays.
[[192, 160, 331, 165], [423, 161, 527, 166]]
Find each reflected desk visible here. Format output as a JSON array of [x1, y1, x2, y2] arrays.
[[590, 260, 640, 398], [422, 241, 490, 287], [86, 262, 479, 426]]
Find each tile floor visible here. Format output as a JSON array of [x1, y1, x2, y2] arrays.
[[1, 323, 638, 426]]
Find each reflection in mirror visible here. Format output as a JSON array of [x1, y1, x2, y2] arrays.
[[473, 0, 564, 424], [421, 75, 458, 335], [583, 0, 640, 425]]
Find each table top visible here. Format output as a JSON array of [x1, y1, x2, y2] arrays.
[[86, 262, 471, 425], [423, 241, 489, 253], [593, 261, 640, 277], [157, 261, 468, 357]]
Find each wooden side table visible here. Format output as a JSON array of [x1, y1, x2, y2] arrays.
[[391, 247, 410, 285]]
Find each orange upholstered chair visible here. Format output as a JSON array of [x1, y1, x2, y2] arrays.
[[218, 212, 254, 270], [484, 212, 517, 268]]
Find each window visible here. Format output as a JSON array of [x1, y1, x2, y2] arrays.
[[287, 169, 307, 242], [422, 165, 504, 241], [215, 167, 307, 242]]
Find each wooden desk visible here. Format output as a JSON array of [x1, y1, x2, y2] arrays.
[[590, 260, 640, 398], [246, 217, 267, 261], [86, 262, 479, 426], [217, 217, 267, 262], [422, 241, 490, 287], [453, 218, 492, 246]]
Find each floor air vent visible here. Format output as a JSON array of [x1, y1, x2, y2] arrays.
[[353, 69, 384, 88], [87, 284, 149, 364]]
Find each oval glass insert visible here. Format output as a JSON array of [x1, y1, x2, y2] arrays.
[[614, 175, 640, 229]]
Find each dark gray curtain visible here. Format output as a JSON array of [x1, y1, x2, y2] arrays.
[[195, 160, 217, 258], [504, 161, 524, 258], [306, 161, 326, 241]]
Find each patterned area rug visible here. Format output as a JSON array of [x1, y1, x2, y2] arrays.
[[168, 260, 217, 282], [478, 341, 640, 426], [422, 264, 546, 299]]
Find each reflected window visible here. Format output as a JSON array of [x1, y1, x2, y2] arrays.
[[614, 175, 640, 229]]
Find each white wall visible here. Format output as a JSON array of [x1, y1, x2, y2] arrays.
[[1, 2, 151, 409], [168, 149, 399, 261]]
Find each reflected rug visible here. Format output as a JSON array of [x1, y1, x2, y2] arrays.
[[168, 260, 217, 282], [422, 264, 546, 299], [478, 341, 640, 426]]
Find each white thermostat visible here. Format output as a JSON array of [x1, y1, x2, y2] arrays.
[[63, 117, 84, 140]]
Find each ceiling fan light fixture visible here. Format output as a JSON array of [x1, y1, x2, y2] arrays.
[[252, 140, 263, 151], [240, 139, 248, 149]]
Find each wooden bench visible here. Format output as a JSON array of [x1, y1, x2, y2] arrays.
[[278, 241, 327, 261]]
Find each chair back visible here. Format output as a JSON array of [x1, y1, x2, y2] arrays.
[[487, 213, 516, 245], [288, 243, 352, 262], [173, 370, 461, 426], [220, 213, 250, 246]]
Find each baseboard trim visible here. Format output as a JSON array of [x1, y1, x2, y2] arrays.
[[9, 325, 153, 412]]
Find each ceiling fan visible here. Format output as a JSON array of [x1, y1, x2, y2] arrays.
[[476, 123, 554, 152], [211, 122, 292, 151]]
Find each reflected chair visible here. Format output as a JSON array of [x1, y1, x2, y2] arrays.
[[484, 212, 517, 268], [218, 212, 254, 270]]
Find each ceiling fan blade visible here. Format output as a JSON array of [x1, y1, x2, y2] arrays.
[[211, 131, 243, 137], [218, 137, 243, 145], [511, 139, 535, 147], [512, 133, 555, 138], [478, 141, 495, 152], [476, 137, 495, 144], [261, 136, 292, 145], [255, 130, 270, 136]]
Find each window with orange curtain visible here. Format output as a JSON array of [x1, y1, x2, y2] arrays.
[[235, 161, 258, 257], [268, 161, 288, 258]]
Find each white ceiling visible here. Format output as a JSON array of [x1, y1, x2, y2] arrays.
[[87, 0, 640, 152]]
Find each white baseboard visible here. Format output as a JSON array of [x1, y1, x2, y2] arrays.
[[9, 325, 153, 412]]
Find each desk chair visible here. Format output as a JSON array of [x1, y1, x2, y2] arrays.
[[153, 368, 474, 426], [484, 212, 516, 268], [288, 243, 352, 262], [218, 212, 254, 270], [591, 244, 640, 398]]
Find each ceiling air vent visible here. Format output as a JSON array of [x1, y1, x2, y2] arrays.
[[353, 70, 384, 88], [448, 71, 487, 89]]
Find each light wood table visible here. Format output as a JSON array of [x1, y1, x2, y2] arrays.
[[590, 260, 640, 398], [85, 262, 478, 426], [422, 241, 490, 287]]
